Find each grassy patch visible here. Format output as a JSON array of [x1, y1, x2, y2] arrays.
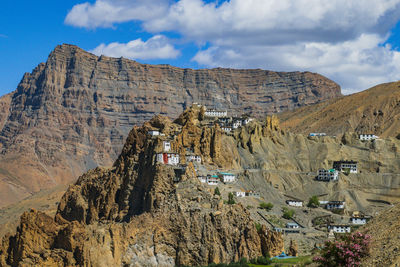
[[249, 255, 312, 267], [266, 214, 286, 228]]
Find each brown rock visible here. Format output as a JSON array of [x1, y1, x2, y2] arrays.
[[288, 239, 298, 257], [0, 112, 286, 266], [0, 44, 341, 208]]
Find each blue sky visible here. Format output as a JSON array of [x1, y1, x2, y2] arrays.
[[1, 0, 400, 96]]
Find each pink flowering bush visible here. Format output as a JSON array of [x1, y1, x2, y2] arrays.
[[313, 232, 370, 267]]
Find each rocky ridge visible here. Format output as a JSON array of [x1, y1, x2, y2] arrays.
[[0, 44, 341, 208], [0, 106, 285, 266], [2, 104, 400, 265], [279, 81, 400, 138]]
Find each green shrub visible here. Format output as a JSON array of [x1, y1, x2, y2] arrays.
[[214, 187, 221, 196], [282, 207, 295, 219], [307, 195, 320, 208], [255, 222, 262, 233], [227, 192, 235, 205], [259, 202, 274, 211]]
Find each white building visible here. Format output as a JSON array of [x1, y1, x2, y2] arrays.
[[232, 120, 242, 129], [156, 153, 180, 165], [350, 216, 370, 225], [309, 133, 326, 137], [219, 172, 236, 183], [206, 175, 219, 185], [197, 175, 207, 183], [148, 130, 160, 136], [325, 201, 345, 210], [205, 109, 228, 118], [242, 118, 253, 125], [186, 154, 202, 163], [286, 199, 303, 207], [286, 223, 299, 229], [222, 126, 232, 133], [163, 141, 171, 152], [328, 224, 351, 233], [333, 161, 358, 173], [235, 191, 246, 197], [359, 134, 378, 141], [245, 191, 260, 198], [317, 169, 339, 181]]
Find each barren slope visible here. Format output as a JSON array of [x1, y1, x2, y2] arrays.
[[362, 203, 400, 267], [279, 81, 400, 137]]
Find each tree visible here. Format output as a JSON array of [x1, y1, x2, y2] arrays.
[[227, 192, 235, 204], [214, 187, 221, 196], [282, 207, 295, 219], [259, 202, 274, 211], [313, 232, 370, 266], [307, 195, 320, 208]]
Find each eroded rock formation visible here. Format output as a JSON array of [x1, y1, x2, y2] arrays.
[[0, 107, 284, 266]]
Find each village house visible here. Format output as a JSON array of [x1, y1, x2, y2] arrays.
[[235, 191, 246, 197], [359, 134, 379, 141], [325, 201, 345, 210], [219, 172, 236, 183], [350, 213, 371, 225], [328, 224, 351, 233], [242, 117, 253, 125], [218, 117, 231, 125], [206, 175, 219, 185], [205, 109, 228, 118], [317, 169, 339, 181], [156, 153, 180, 166], [186, 154, 202, 163], [197, 175, 207, 183], [245, 191, 260, 198], [286, 199, 303, 207], [232, 119, 242, 129], [286, 222, 299, 229], [221, 126, 232, 133], [309, 133, 326, 137], [163, 141, 171, 152], [148, 130, 160, 136], [333, 160, 358, 173]]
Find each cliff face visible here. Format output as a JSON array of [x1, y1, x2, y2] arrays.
[[0, 108, 284, 266], [279, 81, 400, 138], [0, 44, 341, 208]]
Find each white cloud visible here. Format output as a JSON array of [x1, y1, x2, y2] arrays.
[[193, 34, 400, 94], [65, 0, 169, 29], [91, 35, 180, 60], [66, 0, 400, 93]]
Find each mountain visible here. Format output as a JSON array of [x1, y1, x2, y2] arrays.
[[279, 81, 400, 137], [0, 44, 341, 208], [0, 107, 285, 266], [1, 105, 400, 265]]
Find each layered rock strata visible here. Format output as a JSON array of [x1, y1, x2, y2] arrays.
[[0, 44, 341, 207]]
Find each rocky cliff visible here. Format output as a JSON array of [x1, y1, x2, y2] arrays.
[[279, 81, 400, 138], [0, 107, 284, 266], [0, 44, 341, 208]]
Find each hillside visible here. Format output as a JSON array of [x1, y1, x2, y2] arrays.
[[362, 203, 400, 266], [279, 81, 400, 137], [0, 44, 341, 208], [1, 105, 400, 265]]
